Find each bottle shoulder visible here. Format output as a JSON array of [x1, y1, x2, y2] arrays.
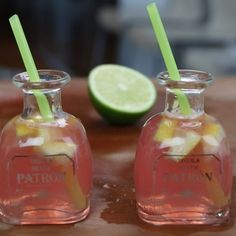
[[2, 113, 83, 129], [139, 112, 228, 149], [137, 112, 231, 165], [0, 114, 88, 147], [143, 112, 224, 128]]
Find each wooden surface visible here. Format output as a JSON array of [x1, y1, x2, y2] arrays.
[[0, 78, 235, 236]]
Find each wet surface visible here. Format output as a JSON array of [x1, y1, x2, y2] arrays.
[[96, 158, 236, 235]]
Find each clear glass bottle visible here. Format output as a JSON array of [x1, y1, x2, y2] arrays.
[[0, 70, 92, 225], [134, 70, 232, 225]]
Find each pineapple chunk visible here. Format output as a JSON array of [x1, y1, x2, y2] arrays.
[[16, 120, 86, 209], [154, 118, 177, 142], [64, 170, 87, 209], [39, 141, 86, 209], [155, 117, 201, 161], [40, 142, 77, 159], [203, 122, 221, 136], [16, 122, 39, 137], [169, 131, 201, 154], [38, 127, 63, 143], [164, 130, 201, 162], [202, 123, 224, 154]]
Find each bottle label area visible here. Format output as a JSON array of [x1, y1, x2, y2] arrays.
[[153, 154, 222, 197], [8, 154, 74, 198]]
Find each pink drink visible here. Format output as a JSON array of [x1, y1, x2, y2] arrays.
[[0, 70, 92, 224], [134, 70, 232, 225], [135, 114, 232, 225]]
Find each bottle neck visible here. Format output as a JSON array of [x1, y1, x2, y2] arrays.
[[164, 88, 205, 118], [22, 89, 63, 119]]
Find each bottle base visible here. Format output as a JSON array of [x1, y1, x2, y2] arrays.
[[137, 206, 230, 226], [0, 206, 90, 225]]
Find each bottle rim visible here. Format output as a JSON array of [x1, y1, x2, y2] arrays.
[[12, 69, 71, 90], [157, 69, 213, 89]]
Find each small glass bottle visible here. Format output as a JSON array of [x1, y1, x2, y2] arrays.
[[0, 70, 92, 225], [134, 70, 232, 225]]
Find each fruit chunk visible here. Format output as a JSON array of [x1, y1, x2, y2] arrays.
[[16, 120, 87, 209], [16, 122, 38, 137], [202, 123, 224, 154], [40, 142, 77, 160], [161, 130, 201, 161], [63, 169, 87, 209], [201, 123, 229, 207], [200, 159, 230, 207], [168, 131, 201, 161], [155, 117, 229, 207], [154, 117, 201, 161], [39, 141, 86, 209], [154, 118, 177, 142]]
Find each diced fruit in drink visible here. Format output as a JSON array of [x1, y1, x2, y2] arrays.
[[199, 159, 230, 207], [165, 130, 201, 161], [202, 123, 224, 154], [208, 184, 230, 207], [135, 112, 232, 224], [203, 123, 224, 139], [16, 122, 38, 137], [39, 141, 86, 209], [64, 170, 87, 209], [154, 118, 177, 142], [40, 142, 77, 159], [38, 127, 62, 142], [160, 137, 184, 149]]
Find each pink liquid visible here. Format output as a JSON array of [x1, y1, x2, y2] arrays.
[[134, 114, 232, 225], [0, 115, 92, 224]]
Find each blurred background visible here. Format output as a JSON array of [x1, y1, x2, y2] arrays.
[[1, 0, 236, 78]]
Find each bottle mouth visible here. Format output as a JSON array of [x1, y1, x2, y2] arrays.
[[157, 69, 213, 89], [13, 69, 71, 90]]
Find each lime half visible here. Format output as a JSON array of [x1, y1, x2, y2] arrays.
[[88, 64, 157, 124]]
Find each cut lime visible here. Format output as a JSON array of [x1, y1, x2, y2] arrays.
[[88, 64, 157, 124]]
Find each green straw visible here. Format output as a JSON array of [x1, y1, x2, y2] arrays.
[[146, 3, 191, 115], [9, 14, 53, 121]]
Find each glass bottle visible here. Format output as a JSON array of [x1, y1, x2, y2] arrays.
[[134, 70, 232, 225], [0, 70, 92, 225]]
